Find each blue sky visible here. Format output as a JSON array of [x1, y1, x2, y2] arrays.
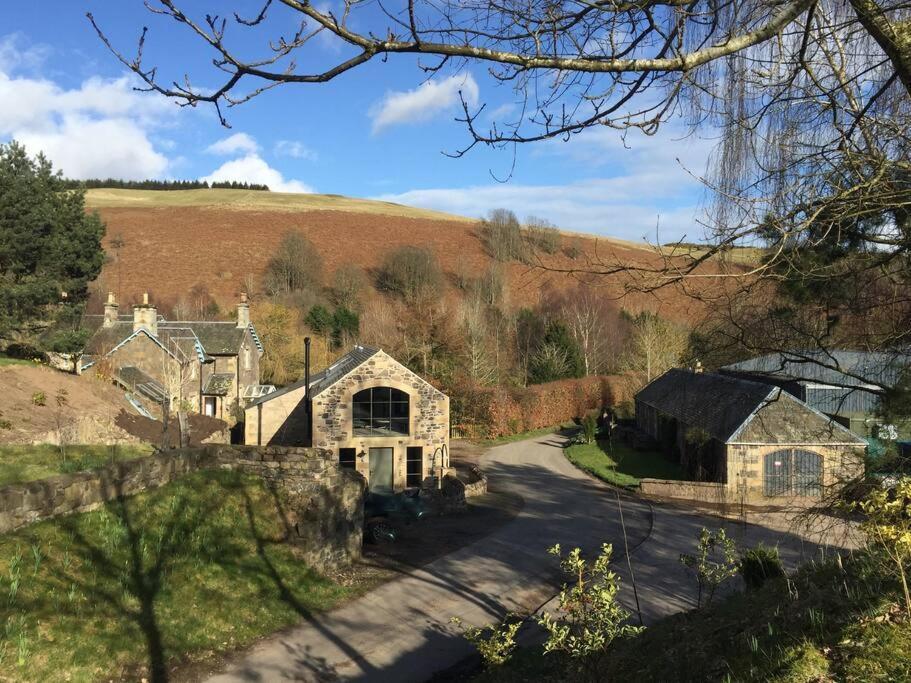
[[0, 1, 716, 242]]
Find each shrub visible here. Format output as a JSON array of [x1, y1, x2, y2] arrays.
[[377, 246, 443, 303], [450, 615, 522, 668], [740, 544, 786, 590], [581, 413, 598, 444], [679, 527, 739, 608], [538, 543, 643, 681], [31, 392, 46, 407]]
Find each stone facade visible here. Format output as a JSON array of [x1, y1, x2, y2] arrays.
[[311, 350, 449, 492], [0, 446, 365, 572], [246, 349, 450, 493]]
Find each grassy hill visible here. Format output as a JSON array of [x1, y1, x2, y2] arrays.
[[83, 188, 713, 322]]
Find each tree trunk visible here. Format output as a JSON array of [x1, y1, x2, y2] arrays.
[[178, 410, 190, 448]]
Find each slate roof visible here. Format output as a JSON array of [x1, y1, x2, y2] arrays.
[[203, 373, 235, 396], [721, 350, 910, 389], [636, 369, 775, 442], [248, 345, 380, 407], [637, 369, 866, 445], [82, 315, 255, 362]]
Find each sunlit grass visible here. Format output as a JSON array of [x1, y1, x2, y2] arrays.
[[564, 439, 688, 488], [0, 469, 361, 681], [0, 444, 153, 487]]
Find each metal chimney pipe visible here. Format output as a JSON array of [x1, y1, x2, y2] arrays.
[[304, 337, 311, 415]]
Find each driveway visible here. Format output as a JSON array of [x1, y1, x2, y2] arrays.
[[207, 432, 850, 682]]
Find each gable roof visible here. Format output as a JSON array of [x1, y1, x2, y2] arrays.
[[247, 344, 381, 408], [635, 369, 865, 445], [82, 315, 257, 363], [636, 369, 775, 442], [720, 350, 910, 389]]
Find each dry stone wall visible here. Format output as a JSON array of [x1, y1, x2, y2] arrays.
[[0, 445, 365, 572]]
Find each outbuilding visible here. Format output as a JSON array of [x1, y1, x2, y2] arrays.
[[635, 369, 866, 503], [245, 345, 449, 493]]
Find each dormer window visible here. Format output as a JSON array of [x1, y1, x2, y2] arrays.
[[353, 387, 409, 436]]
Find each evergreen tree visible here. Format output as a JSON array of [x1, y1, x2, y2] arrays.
[[0, 142, 105, 347]]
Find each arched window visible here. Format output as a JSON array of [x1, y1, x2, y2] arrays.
[[353, 387, 409, 436], [764, 449, 822, 497]]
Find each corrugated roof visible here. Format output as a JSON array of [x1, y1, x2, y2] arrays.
[[721, 350, 910, 389], [248, 345, 380, 407], [636, 369, 774, 442], [637, 369, 865, 445]]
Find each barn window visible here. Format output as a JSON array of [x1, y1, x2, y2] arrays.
[[353, 387, 409, 436], [406, 446, 423, 487], [339, 448, 357, 470], [764, 449, 822, 497]]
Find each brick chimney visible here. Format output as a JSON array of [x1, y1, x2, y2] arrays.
[[103, 292, 119, 328], [133, 292, 158, 336], [236, 291, 250, 328]]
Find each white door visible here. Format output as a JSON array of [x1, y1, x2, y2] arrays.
[[204, 397, 216, 416]]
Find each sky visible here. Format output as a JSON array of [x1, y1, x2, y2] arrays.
[[0, 1, 717, 243]]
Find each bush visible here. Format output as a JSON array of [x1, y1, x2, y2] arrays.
[[31, 392, 46, 407], [581, 413, 598, 444], [377, 246, 443, 303], [740, 544, 786, 590]]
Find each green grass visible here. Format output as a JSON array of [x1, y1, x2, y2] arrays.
[[0, 469, 363, 681], [478, 424, 572, 447], [564, 439, 688, 488], [475, 552, 911, 682], [0, 444, 154, 487], [0, 356, 32, 367]]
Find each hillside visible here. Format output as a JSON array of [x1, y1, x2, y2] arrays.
[[84, 189, 713, 322]]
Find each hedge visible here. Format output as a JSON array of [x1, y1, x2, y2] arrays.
[[452, 374, 642, 439]]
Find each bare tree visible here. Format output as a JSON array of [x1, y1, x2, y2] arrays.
[[622, 311, 689, 381]]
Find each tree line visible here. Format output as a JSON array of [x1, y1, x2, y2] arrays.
[[58, 178, 270, 191]]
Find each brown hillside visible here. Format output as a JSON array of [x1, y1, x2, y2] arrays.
[[87, 194, 715, 323]]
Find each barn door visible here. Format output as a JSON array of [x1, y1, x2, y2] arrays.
[[764, 449, 822, 496]]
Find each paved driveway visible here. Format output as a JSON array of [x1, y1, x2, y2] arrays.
[[207, 432, 848, 682]]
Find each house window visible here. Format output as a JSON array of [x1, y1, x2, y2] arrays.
[[353, 387, 409, 436], [406, 446, 423, 487], [339, 448, 357, 470], [763, 449, 822, 497], [203, 396, 217, 417]]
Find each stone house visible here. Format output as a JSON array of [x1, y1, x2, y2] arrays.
[[81, 293, 272, 422], [635, 368, 866, 503], [245, 345, 450, 493]]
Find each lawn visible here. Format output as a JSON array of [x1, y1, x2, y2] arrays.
[[0, 356, 32, 367], [0, 469, 363, 681], [474, 551, 911, 682], [0, 444, 153, 487], [564, 439, 687, 488]]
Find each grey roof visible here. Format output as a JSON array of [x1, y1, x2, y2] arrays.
[[203, 373, 234, 396], [720, 350, 910, 389], [637, 369, 865, 445], [636, 369, 775, 442], [82, 315, 254, 360], [248, 345, 380, 407], [116, 365, 168, 403]]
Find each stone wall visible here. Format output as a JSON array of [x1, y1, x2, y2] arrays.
[[0, 445, 366, 572]]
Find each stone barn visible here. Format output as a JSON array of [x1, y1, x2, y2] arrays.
[[245, 345, 450, 493], [635, 369, 866, 504]]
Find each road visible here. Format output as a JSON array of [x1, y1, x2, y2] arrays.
[[207, 431, 847, 682]]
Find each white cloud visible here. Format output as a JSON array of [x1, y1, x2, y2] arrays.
[[274, 139, 318, 161], [205, 132, 260, 155], [373, 123, 716, 242], [369, 73, 479, 133], [0, 40, 175, 179], [0, 33, 50, 74], [203, 154, 314, 193]]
